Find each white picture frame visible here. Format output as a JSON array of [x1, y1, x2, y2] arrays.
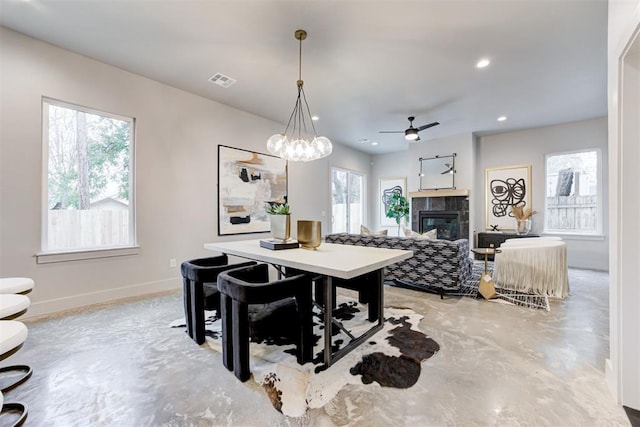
[[379, 177, 407, 226]]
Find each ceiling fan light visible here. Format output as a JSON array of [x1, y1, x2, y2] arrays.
[[405, 129, 419, 141]]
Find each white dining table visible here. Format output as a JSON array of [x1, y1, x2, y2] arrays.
[[204, 239, 413, 366]]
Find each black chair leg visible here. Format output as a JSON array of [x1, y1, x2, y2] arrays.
[[371, 270, 384, 323], [296, 279, 314, 363], [314, 280, 336, 308], [183, 278, 194, 339], [220, 294, 234, 372], [232, 299, 251, 382], [190, 279, 206, 344]]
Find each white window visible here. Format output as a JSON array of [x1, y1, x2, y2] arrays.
[[331, 168, 365, 234], [544, 149, 601, 235], [41, 98, 136, 257]]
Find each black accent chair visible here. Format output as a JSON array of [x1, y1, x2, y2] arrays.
[[217, 264, 313, 382], [181, 255, 256, 345], [285, 267, 378, 322], [318, 272, 380, 322]]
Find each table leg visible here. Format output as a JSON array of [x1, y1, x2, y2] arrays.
[[323, 276, 333, 366]]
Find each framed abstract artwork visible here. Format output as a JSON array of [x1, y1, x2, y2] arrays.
[[379, 177, 407, 226], [218, 145, 287, 236], [485, 164, 532, 230]]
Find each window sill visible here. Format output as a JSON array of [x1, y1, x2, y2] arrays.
[[35, 246, 140, 264], [541, 232, 605, 241]]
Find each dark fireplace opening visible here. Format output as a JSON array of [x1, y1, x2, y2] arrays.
[[419, 211, 460, 241]]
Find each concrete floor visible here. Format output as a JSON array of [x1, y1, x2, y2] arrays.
[[3, 268, 631, 426]]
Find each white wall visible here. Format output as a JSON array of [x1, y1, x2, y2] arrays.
[[477, 118, 608, 270], [370, 150, 409, 234], [607, 0, 640, 410], [0, 28, 370, 318]]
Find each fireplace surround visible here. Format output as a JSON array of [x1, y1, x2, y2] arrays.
[[410, 191, 469, 241]]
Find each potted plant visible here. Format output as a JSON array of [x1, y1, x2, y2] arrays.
[[266, 201, 291, 241], [385, 193, 410, 236]]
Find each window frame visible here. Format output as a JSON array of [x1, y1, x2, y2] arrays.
[[543, 148, 603, 237], [330, 166, 367, 234], [38, 97, 138, 263]]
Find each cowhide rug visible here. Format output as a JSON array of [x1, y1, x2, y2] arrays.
[[170, 297, 439, 417]]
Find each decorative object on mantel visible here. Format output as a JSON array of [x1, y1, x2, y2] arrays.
[[385, 193, 410, 236], [485, 164, 532, 230], [297, 220, 321, 250], [489, 224, 500, 231], [418, 153, 456, 191], [511, 202, 537, 235], [266, 30, 332, 162]]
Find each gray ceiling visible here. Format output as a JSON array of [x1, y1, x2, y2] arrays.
[[0, 0, 608, 154]]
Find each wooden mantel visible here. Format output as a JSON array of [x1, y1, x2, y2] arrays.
[[409, 189, 470, 198]]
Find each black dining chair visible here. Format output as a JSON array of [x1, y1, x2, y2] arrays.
[[217, 264, 313, 382], [317, 272, 380, 322], [181, 255, 256, 345], [285, 267, 378, 322]]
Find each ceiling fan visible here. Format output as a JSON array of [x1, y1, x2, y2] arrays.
[[379, 116, 440, 141]]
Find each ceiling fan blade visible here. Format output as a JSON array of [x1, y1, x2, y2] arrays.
[[379, 130, 404, 134], [416, 121, 440, 132]]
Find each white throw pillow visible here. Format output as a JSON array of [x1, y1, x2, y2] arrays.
[[403, 227, 437, 239], [360, 225, 388, 236]]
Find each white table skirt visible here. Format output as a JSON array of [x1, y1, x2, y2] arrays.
[[493, 239, 569, 298]]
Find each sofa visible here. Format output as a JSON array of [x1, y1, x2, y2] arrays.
[[324, 233, 473, 295]]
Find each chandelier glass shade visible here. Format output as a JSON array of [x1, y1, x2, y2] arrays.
[[267, 30, 332, 162]]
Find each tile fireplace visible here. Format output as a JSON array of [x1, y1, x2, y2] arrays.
[[410, 190, 469, 241]]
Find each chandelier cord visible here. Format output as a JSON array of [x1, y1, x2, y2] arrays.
[[266, 29, 332, 162]]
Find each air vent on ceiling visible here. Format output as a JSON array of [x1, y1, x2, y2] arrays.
[[208, 72, 237, 88]]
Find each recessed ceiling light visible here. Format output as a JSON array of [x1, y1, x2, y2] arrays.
[[371, 142, 378, 146], [476, 58, 490, 69], [497, 116, 507, 122], [311, 115, 319, 121]]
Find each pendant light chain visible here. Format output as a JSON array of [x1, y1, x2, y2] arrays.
[[266, 29, 333, 162]]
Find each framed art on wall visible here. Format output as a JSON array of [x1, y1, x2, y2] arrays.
[[485, 164, 532, 230], [379, 177, 407, 226], [218, 145, 287, 236]]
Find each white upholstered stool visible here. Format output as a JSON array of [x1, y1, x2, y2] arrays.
[[0, 320, 28, 426], [0, 295, 33, 401], [0, 295, 30, 320], [0, 278, 34, 295]]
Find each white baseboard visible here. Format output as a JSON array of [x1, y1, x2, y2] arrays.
[[23, 278, 181, 319]]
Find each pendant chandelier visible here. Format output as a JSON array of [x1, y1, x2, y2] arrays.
[[267, 30, 332, 162]]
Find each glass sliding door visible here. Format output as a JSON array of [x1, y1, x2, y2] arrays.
[[331, 167, 365, 233]]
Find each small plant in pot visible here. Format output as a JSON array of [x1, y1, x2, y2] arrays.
[[265, 202, 290, 215], [385, 193, 410, 236], [266, 201, 291, 241]]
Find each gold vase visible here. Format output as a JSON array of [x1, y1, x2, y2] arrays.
[[270, 214, 291, 241], [297, 220, 322, 250]]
